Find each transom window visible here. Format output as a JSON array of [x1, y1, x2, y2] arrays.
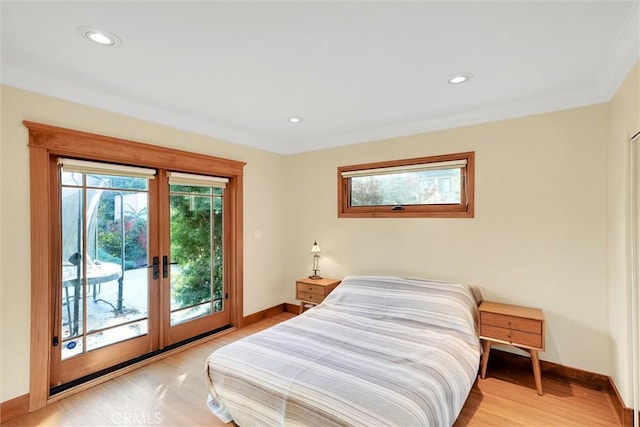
[[338, 152, 474, 218]]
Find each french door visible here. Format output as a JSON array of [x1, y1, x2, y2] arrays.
[[52, 160, 160, 385], [50, 162, 232, 387], [26, 121, 244, 405], [163, 171, 230, 345]]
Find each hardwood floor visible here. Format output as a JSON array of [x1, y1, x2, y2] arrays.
[[455, 362, 620, 426], [3, 313, 621, 426]]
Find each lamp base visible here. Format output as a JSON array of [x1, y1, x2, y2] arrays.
[[308, 274, 323, 280]]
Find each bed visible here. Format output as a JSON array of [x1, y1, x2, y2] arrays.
[[205, 275, 483, 426]]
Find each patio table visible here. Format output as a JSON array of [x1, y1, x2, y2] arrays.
[[62, 260, 123, 335]]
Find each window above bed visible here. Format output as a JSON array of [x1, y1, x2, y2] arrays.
[[338, 151, 474, 218]]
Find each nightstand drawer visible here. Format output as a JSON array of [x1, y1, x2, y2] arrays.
[[296, 277, 341, 314], [480, 324, 543, 349], [296, 291, 325, 303], [296, 282, 325, 295], [481, 312, 542, 334]]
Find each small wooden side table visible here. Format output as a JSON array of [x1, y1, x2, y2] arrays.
[[478, 300, 545, 395], [296, 277, 340, 313]]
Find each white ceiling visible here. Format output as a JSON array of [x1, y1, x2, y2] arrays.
[[2, 1, 638, 154]]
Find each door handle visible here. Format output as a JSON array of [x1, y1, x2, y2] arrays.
[[162, 255, 178, 279], [150, 256, 159, 280], [151, 256, 160, 280], [163, 256, 168, 279], [162, 256, 178, 278]]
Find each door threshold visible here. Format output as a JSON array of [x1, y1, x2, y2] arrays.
[[48, 324, 236, 401]]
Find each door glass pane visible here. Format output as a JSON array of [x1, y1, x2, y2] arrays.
[[169, 185, 223, 326], [60, 170, 150, 359], [61, 185, 84, 342]]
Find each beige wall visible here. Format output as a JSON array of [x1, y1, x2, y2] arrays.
[[607, 62, 640, 406], [0, 86, 288, 402], [2, 61, 638, 406], [284, 104, 611, 377]]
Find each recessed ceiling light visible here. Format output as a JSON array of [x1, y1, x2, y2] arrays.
[[288, 117, 303, 123], [77, 26, 122, 47], [447, 73, 473, 85]]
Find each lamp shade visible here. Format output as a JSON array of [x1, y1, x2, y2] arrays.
[[310, 240, 321, 254]]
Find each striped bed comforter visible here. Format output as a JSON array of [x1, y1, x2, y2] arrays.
[[206, 275, 482, 426]]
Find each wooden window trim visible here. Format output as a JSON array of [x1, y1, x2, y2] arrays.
[[337, 151, 474, 218], [25, 121, 245, 411]]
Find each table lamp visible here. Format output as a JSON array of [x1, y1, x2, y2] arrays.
[[309, 240, 322, 279]]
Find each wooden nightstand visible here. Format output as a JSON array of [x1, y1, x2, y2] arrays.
[[478, 300, 545, 395], [296, 277, 340, 313]]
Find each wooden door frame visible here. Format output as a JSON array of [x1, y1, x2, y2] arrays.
[[25, 121, 245, 411]]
